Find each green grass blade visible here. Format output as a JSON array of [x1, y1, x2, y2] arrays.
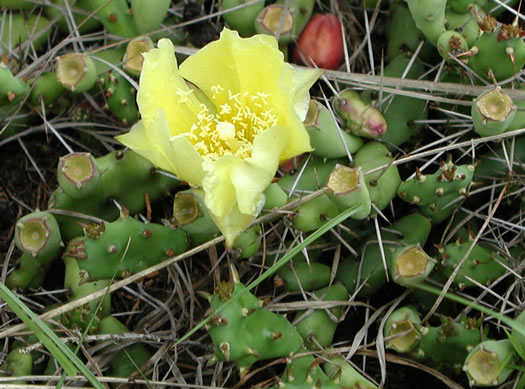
[[174, 204, 361, 347], [0, 282, 105, 388]]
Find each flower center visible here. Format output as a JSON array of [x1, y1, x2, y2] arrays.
[[181, 85, 278, 161]]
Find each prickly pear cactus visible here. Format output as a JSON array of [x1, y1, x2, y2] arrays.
[[206, 274, 303, 375], [398, 161, 475, 223], [436, 237, 508, 289], [63, 211, 188, 280]]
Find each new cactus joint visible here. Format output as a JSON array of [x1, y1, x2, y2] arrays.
[[1, 0, 525, 388]]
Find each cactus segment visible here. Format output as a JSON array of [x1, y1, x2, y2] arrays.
[[405, 0, 447, 45], [63, 213, 188, 280], [437, 30, 468, 62], [49, 150, 179, 240], [277, 353, 340, 388], [45, 0, 102, 34], [305, 100, 364, 159], [59, 255, 111, 333], [323, 355, 378, 388], [326, 164, 371, 219], [444, 8, 480, 46], [386, 3, 430, 61], [0, 64, 29, 105], [98, 316, 151, 378], [29, 72, 66, 110], [14, 211, 62, 262], [220, 0, 265, 37], [276, 259, 331, 292], [278, 156, 340, 193], [1, 14, 51, 51], [463, 339, 516, 386], [437, 239, 508, 289], [390, 245, 436, 287], [397, 161, 475, 223], [56, 53, 97, 93], [57, 152, 101, 199], [123, 36, 154, 76], [468, 27, 525, 81], [232, 225, 261, 258], [5, 252, 53, 290], [417, 316, 482, 372], [0, 0, 40, 9], [336, 212, 431, 296], [334, 90, 387, 139], [0, 346, 33, 384], [130, 0, 171, 34], [255, 5, 294, 45], [92, 47, 127, 76], [384, 306, 422, 353], [276, 0, 315, 38], [207, 281, 303, 372], [102, 70, 139, 125], [474, 136, 525, 179], [84, 0, 138, 37], [173, 189, 220, 235], [472, 87, 516, 137], [294, 283, 348, 349], [173, 191, 205, 225], [263, 182, 288, 210], [447, 0, 472, 14], [353, 142, 401, 211], [291, 193, 340, 232], [361, 55, 427, 148]]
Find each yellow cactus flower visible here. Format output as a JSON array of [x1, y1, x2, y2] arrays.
[[116, 29, 321, 245]]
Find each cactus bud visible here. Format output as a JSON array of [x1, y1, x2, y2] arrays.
[[334, 90, 387, 138], [305, 100, 363, 158], [294, 13, 344, 70]]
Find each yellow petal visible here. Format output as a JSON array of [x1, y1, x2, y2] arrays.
[[209, 204, 254, 248], [179, 29, 241, 103], [169, 135, 206, 187], [138, 39, 201, 136], [116, 109, 205, 187], [115, 114, 177, 174], [291, 66, 324, 120], [231, 126, 289, 215], [202, 155, 239, 218]]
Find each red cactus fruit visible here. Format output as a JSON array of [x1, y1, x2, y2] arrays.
[[293, 13, 344, 70]]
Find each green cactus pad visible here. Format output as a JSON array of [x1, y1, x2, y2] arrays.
[[354, 141, 401, 211], [207, 281, 303, 372], [64, 213, 188, 280], [437, 239, 508, 289], [384, 306, 422, 353], [294, 283, 348, 349]]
